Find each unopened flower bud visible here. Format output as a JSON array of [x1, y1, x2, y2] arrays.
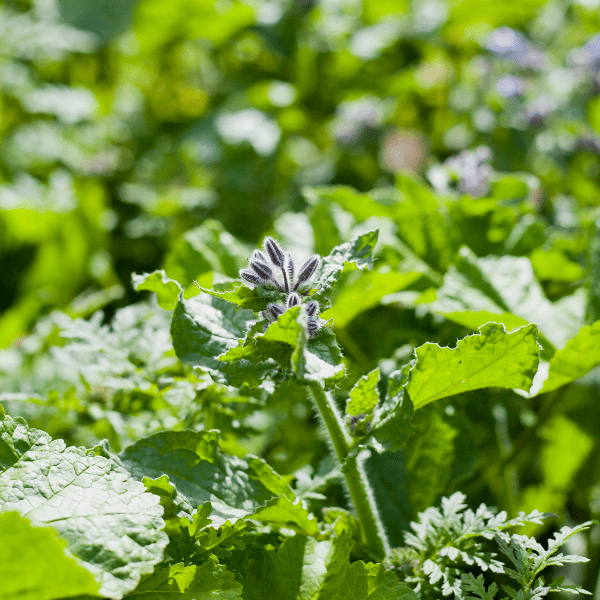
[[307, 319, 319, 337], [296, 255, 320, 286], [240, 269, 264, 285], [286, 252, 295, 282], [252, 249, 268, 262], [267, 303, 285, 319], [305, 300, 319, 317], [286, 293, 301, 308], [250, 260, 273, 280], [264, 237, 285, 267]]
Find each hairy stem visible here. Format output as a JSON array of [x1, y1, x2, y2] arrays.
[[307, 381, 389, 560]]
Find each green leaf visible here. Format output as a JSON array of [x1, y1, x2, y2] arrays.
[[321, 560, 418, 600], [196, 281, 281, 311], [346, 369, 380, 416], [132, 270, 183, 310], [369, 390, 414, 452], [461, 573, 499, 600], [171, 294, 277, 386], [164, 220, 249, 288], [536, 320, 600, 395], [125, 561, 242, 599], [250, 495, 321, 537], [407, 323, 540, 410], [427, 248, 585, 352], [312, 230, 379, 308], [0, 511, 100, 600], [323, 268, 422, 328], [118, 429, 294, 528], [0, 416, 168, 598]]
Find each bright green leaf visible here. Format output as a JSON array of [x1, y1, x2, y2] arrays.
[[0, 417, 168, 598], [408, 323, 540, 409], [0, 511, 100, 600], [132, 270, 182, 310], [250, 495, 321, 537], [346, 368, 380, 416]]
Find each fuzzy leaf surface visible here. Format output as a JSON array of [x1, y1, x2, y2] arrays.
[[0, 416, 167, 598], [118, 430, 293, 528], [171, 294, 276, 386]]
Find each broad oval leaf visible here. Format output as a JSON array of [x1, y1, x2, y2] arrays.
[[0, 416, 168, 598]]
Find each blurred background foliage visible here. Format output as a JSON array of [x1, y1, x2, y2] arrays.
[[2, 0, 600, 594]]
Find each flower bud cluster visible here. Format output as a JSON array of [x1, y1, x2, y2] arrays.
[[240, 237, 322, 337], [347, 412, 372, 436]]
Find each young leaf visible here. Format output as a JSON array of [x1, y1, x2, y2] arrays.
[[346, 368, 380, 417], [0, 511, 100, 600], [250, 495, 321, 537], [118, 429, 294, 528], [0, 416, 168, 598], [312, 230, 379, 308], [124, 561, 242, 599], [369, 390, 414, 452], [132, 269, 182, 310], [321, 560, 418, 600], [407, 323, 540, 410]]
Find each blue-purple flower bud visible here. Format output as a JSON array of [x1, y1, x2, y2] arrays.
[[264, 237, 285, 267], [267, 303, 285, 319], [240, 269, 264, 285], [305, 300, 319, 317], [286, 293, 301, 308], [250, 260, 273, 280], [296, 255, 320, 286], [307, 319, 319, 338], [252, 249, 268, 262]]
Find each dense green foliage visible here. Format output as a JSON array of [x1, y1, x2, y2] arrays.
[[2, 0, 600, 598]]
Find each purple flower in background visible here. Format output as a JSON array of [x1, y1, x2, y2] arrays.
[[487, 27, 546, 70], [444, 146, 493, 197], [585, 34, 600, 74], [496, 75, 525, 98]]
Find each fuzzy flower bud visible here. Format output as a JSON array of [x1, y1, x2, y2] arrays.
[[307, 319, 319, 338], [305, 300, 319, 317], [250, 260, 273, 280], [286, 252, 295, 282], [252, 249, 268, 262], [286, 292, 301, 308], [267, 303, 285, 319], [240, 269, 264, 285], [264, 237, 285, 267], [296, 255, 320, 287]]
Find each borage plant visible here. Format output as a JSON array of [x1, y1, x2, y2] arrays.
[[0, 230, 592, 600]]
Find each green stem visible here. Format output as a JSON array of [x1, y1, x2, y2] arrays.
[[307, 381, 389, 560]]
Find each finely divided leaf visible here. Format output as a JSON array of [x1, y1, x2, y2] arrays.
[[0, 511, 100, 600], [407, 323, 540, 410], [125, 561, 242, 599], [118, 429, 294, 528], [0, 416, 167, 598]]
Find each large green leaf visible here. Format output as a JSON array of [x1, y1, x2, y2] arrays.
[[125, 561, 242, 599], [534, 320, 600, 395], [118, 429, 294, 528], [0, 416, 167, 598], [0, 511, 100, 600], [171, 294, 277, 387], [407, 323, 540, 409], [427, 248, 585, 352]]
